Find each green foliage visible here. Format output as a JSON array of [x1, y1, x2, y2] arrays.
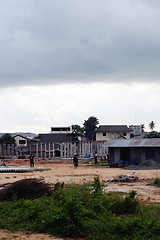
[[154, 178, 160, 187], [0, 134, 15, 145], [68, 124, 84, 142], [31, 134, 41, 142], [91, 176, 103, 195], [0, 179, 159, 239], [83, 116, 99, 141], [106, 190, 139, 215], [144, 131, 160, 138]]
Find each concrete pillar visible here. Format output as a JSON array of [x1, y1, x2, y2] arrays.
[[70, 143, 72, 158], [82, 142, 85, 158], [11, 144, 14, 157], [52, 143, 55, 158], [66, 142, 69, 158], [73, 143, 76, 155], [40, 143, 43, 160], [64, 143, 66, 158], [36, 143, 38, 160], [79, 142, 82, 158], [44, 143, 47, 160], [48, 143, 51, 159], [60, 143, 63, 158]]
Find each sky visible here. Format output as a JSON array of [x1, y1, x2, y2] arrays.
[[0, 0, 160, 134]]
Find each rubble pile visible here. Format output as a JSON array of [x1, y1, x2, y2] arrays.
[[103, 172, 139, 183], [125, 160, 160, 170]]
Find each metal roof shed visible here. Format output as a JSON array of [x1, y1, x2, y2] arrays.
[[107, 139, 160, 167]]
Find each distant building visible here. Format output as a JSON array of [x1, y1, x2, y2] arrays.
[[0, 132, 37, 140], [14, 135, 29, 146], [50, 126, 72, 134], [39, 126, 73, 143], [129, 125, 142, 136], [95, 125, 132, 141]]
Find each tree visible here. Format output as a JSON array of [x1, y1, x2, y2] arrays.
[[83, 116, 99, 141], [70, 125, 84, 141], [141, 124, 145, 132], [149, 121, 155, 131], [0, 134, 15, 145]]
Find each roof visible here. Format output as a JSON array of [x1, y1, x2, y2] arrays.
[[131, 132, 148, 139], [40, 133, 73, 143], [107, 138, 160, 147], [95, 125, 132, 133], [13, 135, 29, 140]]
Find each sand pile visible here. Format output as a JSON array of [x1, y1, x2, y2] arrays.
[[125, 159, 160, 170]]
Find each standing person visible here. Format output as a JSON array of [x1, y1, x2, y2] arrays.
[[107, 151, 110, 165], [73, 154, 78, 168], [29, 154, 34, 167], [94, 151, 98, 164]]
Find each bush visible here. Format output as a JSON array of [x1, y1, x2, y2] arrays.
[[0, 178, 159, 239], [154, 178, 160, 187]]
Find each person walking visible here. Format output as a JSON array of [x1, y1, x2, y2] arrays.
[[94, 151, 98, 164], [29, 154, 34, 167], [73, 154, 78, 168]]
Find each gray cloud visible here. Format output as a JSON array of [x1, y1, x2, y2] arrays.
[[0, 0, 160, 88]]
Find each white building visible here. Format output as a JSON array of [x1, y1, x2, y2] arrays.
[[14, 135, 29, 146], [129, 125, 142, 136], [95, 125, 132, 141]]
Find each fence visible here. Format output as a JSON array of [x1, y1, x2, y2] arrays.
[[0, 142, 108, 160]]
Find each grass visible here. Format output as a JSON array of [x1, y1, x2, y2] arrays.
[[0, 176, 159, 240]]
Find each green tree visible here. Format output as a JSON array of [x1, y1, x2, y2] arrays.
[[0, 134, 15, 145], [149, 121, 155, 131], [83, 116, 99, 141], [31, 134, 41, 142], [70, 125, 84, 141]]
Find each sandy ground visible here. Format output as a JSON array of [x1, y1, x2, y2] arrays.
[[0, 159, 159, 240]]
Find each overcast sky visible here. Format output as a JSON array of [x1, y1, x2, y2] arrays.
[[0, 0, 160, 133]]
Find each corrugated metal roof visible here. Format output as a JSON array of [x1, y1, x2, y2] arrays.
[[106, 138, 160, 147]]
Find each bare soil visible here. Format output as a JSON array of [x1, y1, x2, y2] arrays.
[[0, 159, 159, 240]]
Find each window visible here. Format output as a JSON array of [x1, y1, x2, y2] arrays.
[[103, 133, 106, 136], [19, 140, 26, 145], [123, 133, 126, 136]]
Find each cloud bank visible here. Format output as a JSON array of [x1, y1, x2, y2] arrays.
[[0, 0, 160, 88]]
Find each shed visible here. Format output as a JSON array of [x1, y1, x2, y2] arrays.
[[107, 138, 160, 166]]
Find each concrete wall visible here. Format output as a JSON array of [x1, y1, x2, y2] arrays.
[[96, 132, 130, 141]]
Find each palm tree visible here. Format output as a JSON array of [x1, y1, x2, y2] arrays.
[[141, 124, 145, 132], [149, 121, 155, 131]]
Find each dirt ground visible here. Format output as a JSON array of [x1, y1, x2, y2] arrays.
[[0, 159, 159, 240]]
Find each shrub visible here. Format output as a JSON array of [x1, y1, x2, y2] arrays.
[[0, 178, 159, 239], [154, 178, 160, 187]]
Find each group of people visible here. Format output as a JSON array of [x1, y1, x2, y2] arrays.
[[28, 151, 110, 168], [73, 151, 110, 168]]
